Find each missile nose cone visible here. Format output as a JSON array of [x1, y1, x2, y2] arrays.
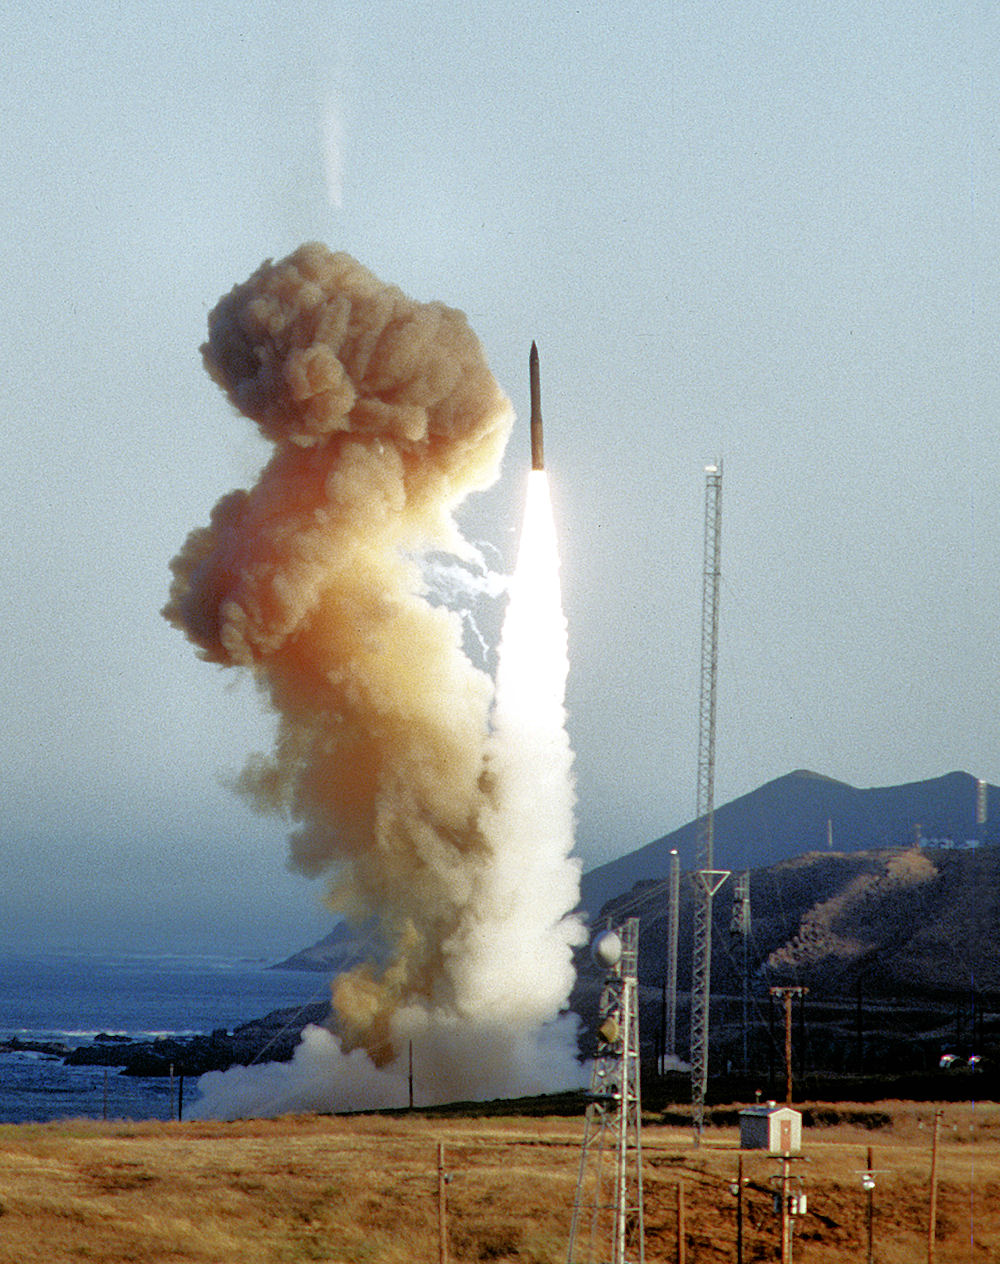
[[529, 343, 544, 470]]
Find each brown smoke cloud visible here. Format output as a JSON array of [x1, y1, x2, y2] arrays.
[[164, 244, 513, 1064]]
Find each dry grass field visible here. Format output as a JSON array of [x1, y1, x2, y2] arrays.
[[0, 1101, 997, 1262]]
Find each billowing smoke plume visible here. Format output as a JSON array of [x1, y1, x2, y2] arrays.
[[166, 244, 584, 1112]]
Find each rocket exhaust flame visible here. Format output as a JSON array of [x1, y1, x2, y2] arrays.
[[165, 245, 583, 1114]]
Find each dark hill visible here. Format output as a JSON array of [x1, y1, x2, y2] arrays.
[[275, 769, 998, 1003], [569, 840, 1000, 1081], [582, 842, 1000, 1001], [580, 769, 998, 919]]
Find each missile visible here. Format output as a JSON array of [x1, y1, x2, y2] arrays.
[[529, 341, 544, 470]]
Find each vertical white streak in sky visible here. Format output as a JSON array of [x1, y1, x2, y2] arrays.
[[322, 95, 344, 209]]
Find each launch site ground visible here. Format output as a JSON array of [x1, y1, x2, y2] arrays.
[[0, 1101, 996, 1262]]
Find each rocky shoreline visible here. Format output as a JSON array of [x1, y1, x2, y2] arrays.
[[0, 1002, 331, 1080]]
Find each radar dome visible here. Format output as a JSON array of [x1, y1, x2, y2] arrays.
[[591, 930, 622, 970]]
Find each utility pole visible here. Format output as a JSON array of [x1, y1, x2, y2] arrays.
[[771, 1156, 806, 1264], [928, 1110, 942, 1264], [731, 1154, 745, 1264], [770, 987, 808, 1105], [856, 1147, 889, 1264], [438, 1141, 449, 1264], [691, 462, 729, 1142]]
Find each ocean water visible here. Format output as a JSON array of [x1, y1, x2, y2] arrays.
[[0, 950, 333, 1124]]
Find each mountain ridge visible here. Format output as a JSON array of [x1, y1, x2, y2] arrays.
[[598, 841, 1000, 999], [580, 768, 998, 918], [276, 770, 999, 1001]]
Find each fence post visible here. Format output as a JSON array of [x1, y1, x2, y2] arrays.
[[928, 1111, 942, 1264], [438, 1141, 448, 1264]]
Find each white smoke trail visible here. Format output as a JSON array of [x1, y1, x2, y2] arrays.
[[193, 470, 585, 1118], [464, 472, 583, 1030]]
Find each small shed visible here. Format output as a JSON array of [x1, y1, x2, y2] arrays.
[[739, 1103, 802, 1153]]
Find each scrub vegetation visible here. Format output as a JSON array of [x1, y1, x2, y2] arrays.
[[0, 1102, 998, 1262]]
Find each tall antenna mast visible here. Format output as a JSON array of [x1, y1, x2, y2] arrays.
[[567, 918, 644, 1264], [664, 849, 680, 1067], [690, 462, 729, 1143], [731, 870, 751, 1069]]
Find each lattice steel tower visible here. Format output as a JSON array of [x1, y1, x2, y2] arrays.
[[731, 870, 751, 1069], [663, 849, 680, 1068], [567, 918, 644, 1264], [690, 463, 728, 1143]]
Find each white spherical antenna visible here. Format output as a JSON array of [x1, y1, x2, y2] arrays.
[[591, 929, 622, 970]]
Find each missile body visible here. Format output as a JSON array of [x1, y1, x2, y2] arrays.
[[529, 341, 544, 470]]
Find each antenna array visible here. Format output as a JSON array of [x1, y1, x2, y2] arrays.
[[567, 918, 645, 1264]]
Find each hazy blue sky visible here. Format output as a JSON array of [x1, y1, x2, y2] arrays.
[[3, 1, 998, 956]]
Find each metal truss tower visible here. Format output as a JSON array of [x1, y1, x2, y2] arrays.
[[568, 918, 644, 1264], [690, 463, 728, 1143], [664, 849, 680, 1067], [731, 870, 751, 1069]]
